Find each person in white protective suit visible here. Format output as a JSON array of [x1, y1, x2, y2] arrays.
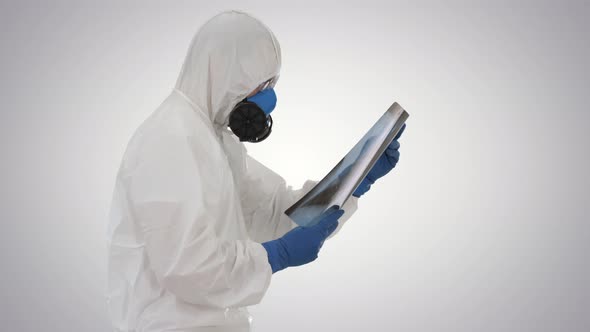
[[107, 10, 403, 332]]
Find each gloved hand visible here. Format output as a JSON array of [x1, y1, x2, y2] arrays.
[[353, 124, 406, 197], [261, 209, 344, 273]]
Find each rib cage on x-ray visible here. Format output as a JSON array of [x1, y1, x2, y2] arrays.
[[285, 102, 409, 226]]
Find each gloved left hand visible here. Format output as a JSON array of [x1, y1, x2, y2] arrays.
[[261, 209, 344, 273], [353, 124, 406, 197]]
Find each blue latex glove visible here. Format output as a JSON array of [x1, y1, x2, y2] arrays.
[[261, 209, 344, 273], [353, 124, 406, 197]]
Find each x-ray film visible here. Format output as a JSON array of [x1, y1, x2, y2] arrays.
[[285, 102, 409, 226]]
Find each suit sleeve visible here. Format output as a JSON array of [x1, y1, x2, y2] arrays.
[[125, 134, 271, 309], [239, 155, 358, 243]]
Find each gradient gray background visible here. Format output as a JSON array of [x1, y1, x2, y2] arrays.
[[1, 1, 588, 331]]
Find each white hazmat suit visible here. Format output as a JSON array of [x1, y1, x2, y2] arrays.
[[107, 11, 358, 332]]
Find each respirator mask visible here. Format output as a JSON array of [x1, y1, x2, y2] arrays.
[[228, 79, 277, 143]]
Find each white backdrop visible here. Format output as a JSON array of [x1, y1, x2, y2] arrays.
[[1, 1, 588, 331]]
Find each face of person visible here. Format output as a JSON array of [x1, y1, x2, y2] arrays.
[[246, 78, 274, 98]]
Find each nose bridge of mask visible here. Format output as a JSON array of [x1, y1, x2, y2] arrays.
[[246, 88, 277, 115]]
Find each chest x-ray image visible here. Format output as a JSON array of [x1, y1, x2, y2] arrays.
[[286, 102, 409, 227]]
